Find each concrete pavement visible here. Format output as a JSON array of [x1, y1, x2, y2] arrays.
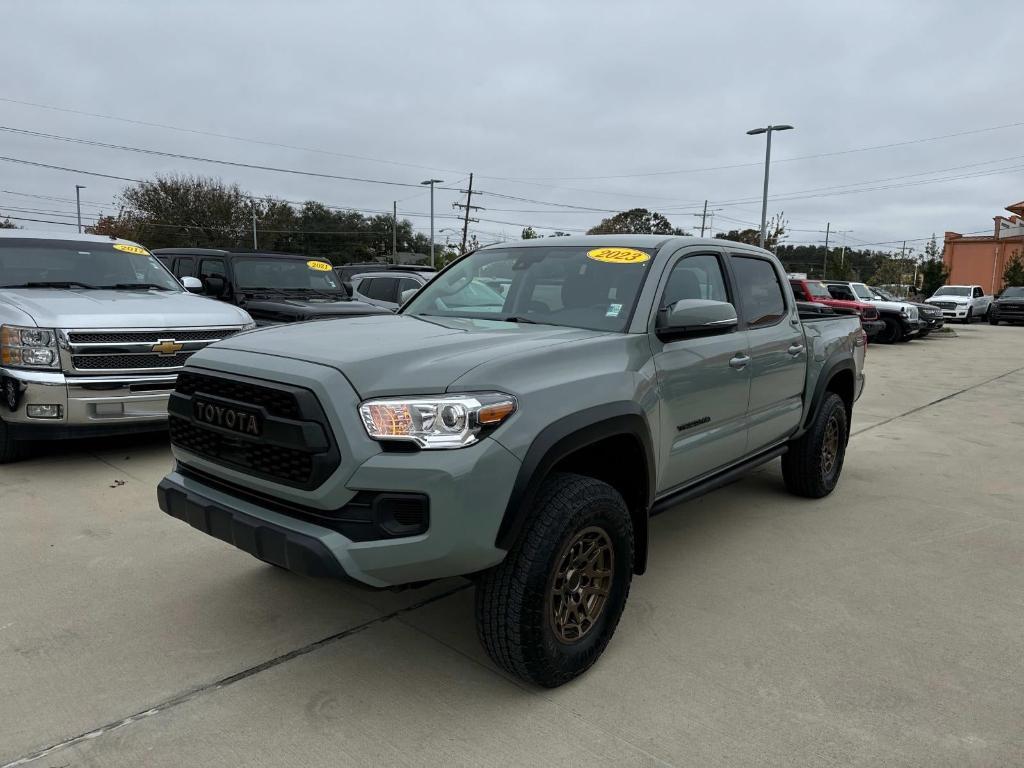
[[2, 323, 1022, 767]]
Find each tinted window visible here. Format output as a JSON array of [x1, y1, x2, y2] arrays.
[[973, 287, 983, 298], [827, 284, 857, 301], [396, 278, 421, 296], [361, 277, 398, 302], [732, 256, 786, 326], [662, 254, 728, 308], [174, 256, 195, 278], [199, 259, 226, 296], [0, 239, 180, 291]]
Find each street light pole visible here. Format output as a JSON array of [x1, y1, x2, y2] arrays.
[[75, 184, 86, 233], [746, 124, 793, 249], [420, 179, 444, 268]]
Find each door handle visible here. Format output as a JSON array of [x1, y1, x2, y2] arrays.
[[787, 344, 805, 356], [729, 354, 750, 370]]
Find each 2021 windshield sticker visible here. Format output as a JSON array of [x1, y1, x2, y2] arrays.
[[586, 247, 650, 265], [112, 243, 150, 255], [307, 260, 333, 272]]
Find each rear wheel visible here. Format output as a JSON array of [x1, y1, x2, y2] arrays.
[[781, 392, 849, 498], [476, 473, 633, 688]]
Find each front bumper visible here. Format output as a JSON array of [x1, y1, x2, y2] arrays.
[[159, 434, 521, 588], [861, 319, 885, 338], [936, 306, 970, 319], [1, 368, 176, 436]]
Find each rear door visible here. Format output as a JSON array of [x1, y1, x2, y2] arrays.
[[651, 247, 751, 492], [730, 253, 806, 452]]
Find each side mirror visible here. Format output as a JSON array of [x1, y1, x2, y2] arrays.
[[400, 288, 418, 305], [181, 276, 203, 294], [203, 276, 226, 296], [657, 299, 738, 340]]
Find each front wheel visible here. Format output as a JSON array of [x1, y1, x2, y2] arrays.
[[781, 392, 849, 498], [878, 318, 902, 344], [475, 473, 634, 688], [964, 308, 973, 324], [989, 314, 999, 326]]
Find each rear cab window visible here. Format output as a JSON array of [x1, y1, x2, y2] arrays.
[[731, 255, 787, 327]]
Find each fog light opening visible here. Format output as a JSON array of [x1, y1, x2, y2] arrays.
[[26, 404, 62, 419]]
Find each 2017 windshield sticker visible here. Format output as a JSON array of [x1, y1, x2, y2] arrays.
[[307, 260, 333, 272], [112, 243, 150, 255], [587, 247, 650, 265]]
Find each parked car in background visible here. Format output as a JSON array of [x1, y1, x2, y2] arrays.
[[0, 231, 253, 462], [824, 280, 921, 344], [335, 263, 435, 297], [925, 285, 992, 323], [159, 235, 866, 688], [350, 269, 435, 311], [989, 286, 1024, 325], [153, 249, 391, 326], [870, 286, 944, 337], [789, 277, 885, 340]]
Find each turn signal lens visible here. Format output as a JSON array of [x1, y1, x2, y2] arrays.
[[478, 401, 516, 424]]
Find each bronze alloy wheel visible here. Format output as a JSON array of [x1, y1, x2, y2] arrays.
[[822, 413, 840, 476], [548, 526, 615, 644]]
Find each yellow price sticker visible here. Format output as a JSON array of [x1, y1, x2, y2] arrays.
[[586, 247, 651, 265], [112, 243, 150, 256], [307, 260, 333, 272]]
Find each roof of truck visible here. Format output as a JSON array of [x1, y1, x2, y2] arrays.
[[479, 234, 769, 254], [0, 229, 147, 248]]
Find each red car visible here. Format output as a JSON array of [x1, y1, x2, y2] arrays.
[[789, 278, 885, 339]]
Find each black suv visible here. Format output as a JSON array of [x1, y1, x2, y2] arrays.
[[989, 286, 1024, 325], [153, 249, 390, 325]]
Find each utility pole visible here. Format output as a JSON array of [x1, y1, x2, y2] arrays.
[[899, 240, 907, 296], [392, 201, 398, 263], [251, 201, 258, 250], [452, 173, 482, 256], [821, 222, 831, 279], [420, 178, 444, 268], [700, 199, 708, 237], [75, 185, 86, 233]]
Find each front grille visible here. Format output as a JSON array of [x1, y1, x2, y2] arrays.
[[169, 371, 338, 489], [931, 301, 958, 310], [175, 371, 300, 418], [171, 420, 313, 484], [998, 303, 1024, 314], [861, 306, 879, 320], [68, 329, 237, 344], [73, 353, 193, 370]]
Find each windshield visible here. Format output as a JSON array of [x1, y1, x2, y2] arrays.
[[872, 286, 897, 301], [851, 283, 874, 300], [402, 245, 656, 332], [933, 286, 971, 297], [0, 239, 181, 290], [234, 257, 343, 291], [1000, 286, 1024, 298], [804, 280, 832, 299]]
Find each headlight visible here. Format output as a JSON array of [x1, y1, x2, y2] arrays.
[[1, 325, 60, 369], [359, 392, 517, 449], [241, 320, 257, 331], [899, 306, 909, 316]]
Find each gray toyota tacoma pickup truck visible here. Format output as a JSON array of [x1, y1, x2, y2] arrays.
[[158, 235, 865, 687]]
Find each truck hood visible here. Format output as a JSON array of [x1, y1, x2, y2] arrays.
[[240, 296, 391, 324], [0, 288, 251, 328], [926, 296, 969, 305], [207, 313, 607, 397]]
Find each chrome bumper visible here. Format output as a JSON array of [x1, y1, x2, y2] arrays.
[[1, 368, 176, 427]]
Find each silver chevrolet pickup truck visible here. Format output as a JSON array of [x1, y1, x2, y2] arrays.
[[0, 231, 253, 461]]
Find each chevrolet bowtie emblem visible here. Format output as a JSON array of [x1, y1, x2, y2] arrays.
[[152, 339, 184, 356]]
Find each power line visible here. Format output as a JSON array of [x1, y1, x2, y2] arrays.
[[0, 96, 467, 176]]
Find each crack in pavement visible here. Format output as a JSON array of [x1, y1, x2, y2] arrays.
[[852, 364, 1024, 437], [1, 582, 471, 768]]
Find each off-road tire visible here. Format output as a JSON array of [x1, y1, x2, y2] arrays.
[[878, 318, 901, 344], [989, 314, 999, 326], [781, 392, 849, 498], [475, 472, 634, 688], [0, 419, 24, 464], [964, 308, 973, 324]]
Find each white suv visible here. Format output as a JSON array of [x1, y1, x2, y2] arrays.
[[925, 285, 992, 323]]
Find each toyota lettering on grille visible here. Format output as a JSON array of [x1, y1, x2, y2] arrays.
[[193, 399, 262, 436]]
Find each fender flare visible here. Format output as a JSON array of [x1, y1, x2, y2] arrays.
[[494, 402, 656, 573], [802, 354, 856, 432]]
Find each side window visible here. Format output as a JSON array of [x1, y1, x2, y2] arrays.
[[789, 280, 807, 300], [354, 277, 374, 297], [174, 257, 195, 278], [827, 284, 856, 301], [198, 259, 226, 296], [973, 287, 983, 298], [362, 278, 398, 302], [396, 278, 420, 297], [731, 256, 787, 327], [661, 253, 729, 308]]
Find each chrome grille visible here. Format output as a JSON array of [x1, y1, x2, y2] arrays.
[[930, 301, 958, 310], [62, 327, 239, 374]]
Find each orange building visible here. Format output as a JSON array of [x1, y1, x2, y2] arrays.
[[944, 201, 1024, 294]]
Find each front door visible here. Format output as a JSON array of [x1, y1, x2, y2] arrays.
[[730, 253, 806, 452], [652, 249, 751, 493]]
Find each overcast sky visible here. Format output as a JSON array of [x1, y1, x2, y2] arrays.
[[2, 0, 1021, 254]]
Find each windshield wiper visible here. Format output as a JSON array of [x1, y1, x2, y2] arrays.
[[99, 283, 174, 291], [279, 287, 345, 300], [501, 315, 541, 324], [1, 280, 100, 289]]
